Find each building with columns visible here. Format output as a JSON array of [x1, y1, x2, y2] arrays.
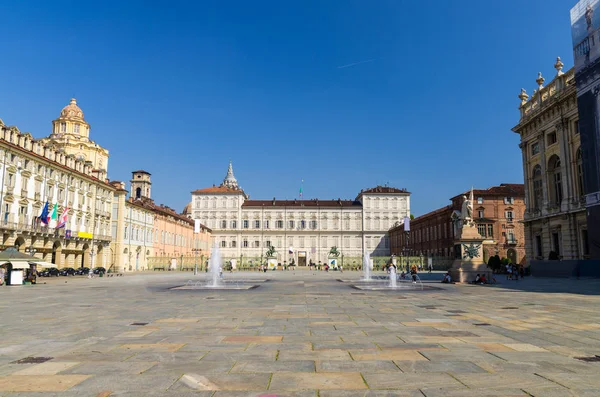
[[39, 98, 109, 181], [512, 58, 590, 261], [0, 113, 114, 270], [190, 162, 410, 266]]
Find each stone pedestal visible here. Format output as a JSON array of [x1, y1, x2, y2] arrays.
[[449, 225, 487, 283]]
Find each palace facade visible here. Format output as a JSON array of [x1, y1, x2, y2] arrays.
[[111, 171, 211, 272], [190, 162, 410, 265], [0, 106, 114, 269], [390, 184, 526, 265], [512, 59, 590, 261]]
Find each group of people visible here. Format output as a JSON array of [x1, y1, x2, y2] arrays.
[[506, 263, 524, 280], [472, 273, 496, 285]]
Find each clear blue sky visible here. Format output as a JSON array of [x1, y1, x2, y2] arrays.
[[0, 0, 575, 216]]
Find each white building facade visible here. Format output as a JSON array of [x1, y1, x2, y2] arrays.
[[191, 162, 410, 265]]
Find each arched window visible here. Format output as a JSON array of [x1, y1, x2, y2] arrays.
[[548, 155, 562, 206], [135, 187, 141, 199], [532, 165, 542, 210], [576, 148, 584, 198]]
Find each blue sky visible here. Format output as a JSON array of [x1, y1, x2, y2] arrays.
[[0, 1, 575, 216]]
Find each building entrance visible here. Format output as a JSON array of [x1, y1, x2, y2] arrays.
[[298, 252, 306, 266]]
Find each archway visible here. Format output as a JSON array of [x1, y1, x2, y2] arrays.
[[14, 236, 26, 252], [52, 241, 62, 268], [507, 248, 517, 264]]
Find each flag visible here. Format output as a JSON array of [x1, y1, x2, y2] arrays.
[[48, 204, 58, 227], [39, 202, 49, 224], [299, 179, 303, 198], [57, 207, 69, 229]]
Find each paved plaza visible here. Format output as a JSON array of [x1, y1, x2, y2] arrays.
[[1, 271, 600, 396]]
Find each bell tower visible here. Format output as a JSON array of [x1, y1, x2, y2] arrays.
[[130, 170, 152, 199]]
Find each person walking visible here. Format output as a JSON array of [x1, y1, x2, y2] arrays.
[[410, 264, 418, 283]]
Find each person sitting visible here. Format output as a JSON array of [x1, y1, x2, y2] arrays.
[[441, 272, 452, 283], [400, 271, 406, 279], [473, 274, 481, 284], [480, 274, 487, 284]]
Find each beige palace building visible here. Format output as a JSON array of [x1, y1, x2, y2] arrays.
[[0, 101, 114, 269], [512, 58, 589, 261], [111, 171, 211, 272]]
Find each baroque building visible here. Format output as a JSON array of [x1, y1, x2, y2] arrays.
[[110, 171, 211, 272], [390, 184, 526, 265], [512, 59, 590, 261], [190, 162, 410, 265], [0, 115, 114, 269], [39, 98, 109, 181]]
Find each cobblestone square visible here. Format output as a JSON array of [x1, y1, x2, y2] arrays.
[[1, 272, 600, 396]]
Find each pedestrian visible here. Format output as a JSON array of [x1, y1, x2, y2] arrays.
[[219, 266, 223, 278], [410, 264, 418, 283], [339, 264, 343, 273], [507, 264, 512, 280], [428, 262, 433, 273]]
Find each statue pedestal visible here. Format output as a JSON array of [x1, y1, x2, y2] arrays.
[[449, 230, 487, 283]]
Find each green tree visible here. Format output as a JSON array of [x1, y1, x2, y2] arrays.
[[410, 214, 415, 220]]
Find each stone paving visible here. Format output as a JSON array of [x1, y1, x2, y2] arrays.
[[0, 271, 600, 396]]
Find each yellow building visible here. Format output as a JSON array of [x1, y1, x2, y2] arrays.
[[39, 98, 109, 181]]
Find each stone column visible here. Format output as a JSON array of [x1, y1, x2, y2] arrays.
[[556, 121, 572, 211], [538, 134, 549, 214], [519, 141, 531, 210]]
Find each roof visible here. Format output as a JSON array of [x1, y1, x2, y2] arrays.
[[132, 170, 151, 175], [126, 197, 210, 230], [0, 139, 116, 190], [451, 184, 525, 200], [242, 199, 362, 208], [356, 186, 410, 200], [192, 185, 245, 194]]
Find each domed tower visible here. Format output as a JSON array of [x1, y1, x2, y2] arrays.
[[221, 160, 239, 189], [41, 98, 110, 180]]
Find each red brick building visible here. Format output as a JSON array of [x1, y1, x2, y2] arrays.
[[390, 184, 526, 265]]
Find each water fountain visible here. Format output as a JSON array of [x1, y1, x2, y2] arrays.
[[389, 266, 397, 288], [170, 242, 262, 290], [208, 241, 222, 287], [362, 252, 372, 281]]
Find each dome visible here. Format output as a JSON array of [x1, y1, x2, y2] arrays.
[[182, 202, 192, 216], [59, 98, 85, 121]]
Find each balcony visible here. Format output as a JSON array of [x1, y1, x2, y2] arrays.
[[505, 238, 518, 245]]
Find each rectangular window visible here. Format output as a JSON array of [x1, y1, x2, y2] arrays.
[[535, 235, 542, 257], [264, 220, 269, 229], [574, 120, 579, 135], [60, 122, 66, 133], [221, 240, 226, 248], [243, 220, 249, 229], [276, 220, 283, 228], [504, 197, 514, 204], [74, 124, 80, 133], [547, 132, 557, 146], [300, 220, 306, 229], [477, 224, 486, 237], [243, 239, 248, 248], [266, 240, 271, 248], [231, 220, 237, 229], [231, 240, 236, 248], [477, 197, 483, 204], [505, 211, 514, 221], [487, 224, 493, 238], [310, 220, 317, 229], [507, 231, 515, 243], [221, 220, 227, 229], [288, 220, 294, 229], [531, 142, 540, 155], [254, 240, 260, 248], [254, 220, 260, 229], [478, 210, 484, 218]]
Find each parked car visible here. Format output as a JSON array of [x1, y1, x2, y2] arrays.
[[40, 267, 60, 277], [92, 267, 106, 275], [75, 267, 90, 275], [59, 267, 75, 276]]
